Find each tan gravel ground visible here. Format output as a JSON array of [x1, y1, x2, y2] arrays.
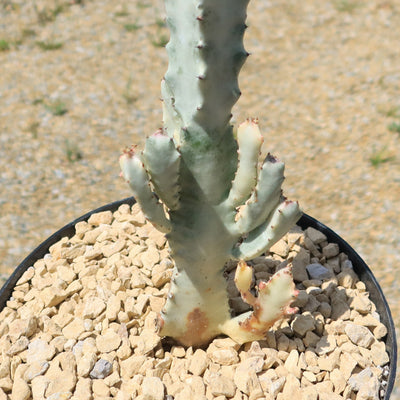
[[0, 0, 399, 396]]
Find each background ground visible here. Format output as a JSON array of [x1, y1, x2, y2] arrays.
[[0, 0, 399, 396]]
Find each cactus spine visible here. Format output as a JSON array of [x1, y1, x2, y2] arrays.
[[120, 0, 301, 346]]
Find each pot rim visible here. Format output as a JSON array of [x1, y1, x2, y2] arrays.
[[0, 197, 396, 398]]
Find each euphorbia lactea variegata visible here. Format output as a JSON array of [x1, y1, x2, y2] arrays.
[[120, 0, 301, 346]]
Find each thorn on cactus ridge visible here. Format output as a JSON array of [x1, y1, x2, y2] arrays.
[[122, 145, 137, 158], [196, 15, 204, 21], [197, 75, 205, 80]]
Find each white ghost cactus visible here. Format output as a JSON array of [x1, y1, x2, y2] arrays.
[[120, 0, 301, 346]]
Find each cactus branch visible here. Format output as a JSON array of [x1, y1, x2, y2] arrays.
[[232, 199, 302, 260], [220, 261, 298, 344], [234, 153, 285, 235], [162, 0, 249, 138], [143, 130, 181, 211], [119, 148, 171, 233], [227, 118, 263, 208]]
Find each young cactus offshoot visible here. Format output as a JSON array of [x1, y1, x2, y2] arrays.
[[120, 0, 302, 347]]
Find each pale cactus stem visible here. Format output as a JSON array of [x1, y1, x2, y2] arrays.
[[120, 0, 302, 346]]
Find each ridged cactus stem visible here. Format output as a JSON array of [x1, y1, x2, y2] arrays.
[[121, 0, 302, 347], [162, 0, 249, 139]]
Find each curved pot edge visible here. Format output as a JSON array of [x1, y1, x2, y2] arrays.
[[0, 198, 396, 398]]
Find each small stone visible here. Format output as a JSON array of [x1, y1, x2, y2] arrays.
[[92, 379, 110, 397], [301, 385, 318, 400], [262, 348, 279, 369], [8, 317, 37, 340], [120, 355, 147, 379], [339, 352, 358, 379], [47, 393, 72, 400], [373, 322, 388, 339], [151, 263, 173, 288], [208, 346, 239, 365], [370, 341, 389, 366], [89, 359, 113, 380], [0, 377, 13, 392], [16, 267, 35, 285], [188, 349, 209, 376], [317, 348, 340, 371], [330, 297, 351, 320], [345, 323, 375, 348], [27, 339, 56, 363], [208, 373, 236, 398], [57, 266, 77, 284], [82, 297, 106, 319], [315, 335, 336, 356], [88, 211, 113, 226], [337, 267, 358, 288], [103, 239, 126, 258], [40, 286, 67, 307], [291, 313, 315, 337], [62, 318, 86, 340], [141, 248, 160, 269], [305, 227, 327, 244], [6, 336, 29, 355], [350, 295, 372, 314], [96, 329, 121, 353], [306, 264, 333, 280], [142, 376, 165, 400], [130, 329, 160, 355], [269, 377, 286, 397], [45, 368, 76, 397], [269, 240, 289, 257], [234, 357, 264, 394], [24, 361, 50, 382], [348, 367, 380, 399], [77, 352, 97, 377], [106, 295, 121, 321], [291, 290, 309, 308], [319, 393, 343, 400], [284, 350, 301, 378], [74, 378, 92, 400], [330, 368, 346, 394], [302, 370, 317, 383], [281, 374, 301, 399], [322, 243, 339, 259], [291, 248, 310, 282], [11, 378, 31, 400]]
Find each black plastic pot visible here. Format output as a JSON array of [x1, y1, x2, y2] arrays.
[[0, 197, 397, 398]]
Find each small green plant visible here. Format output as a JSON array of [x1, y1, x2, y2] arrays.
[[385, 107, 400, 118], [388, 121, 400, 134], [0, 39, 10, 51], [34, 1, 64, 24], [45, 100, 68, 116], [333, 0, 360, 12], [114, 6, 129, 17], [155, 18, 166, 29], [137, 1, 151, 9], [123, 75, 137, 104], [151, 32, 169, 48], [124, 23, 140, 32], [64, 139, 83, 162], [370, 147, 395, 167], [27, 121, 40, 139], [36, 40, 63, 51]]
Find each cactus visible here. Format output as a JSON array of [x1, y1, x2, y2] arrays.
[[120, 0, 302, 347]]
